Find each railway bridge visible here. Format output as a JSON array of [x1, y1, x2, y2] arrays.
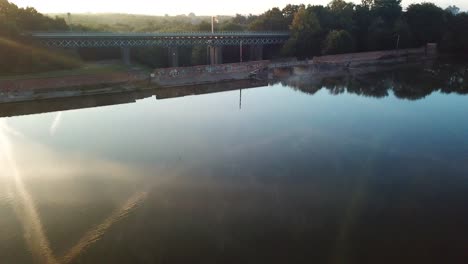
[[30, 31, 290, 66]]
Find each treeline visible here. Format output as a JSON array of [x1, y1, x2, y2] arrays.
[[0, 0, 80, 75], [237, 0, 468, 57], [1, 0, 467, 75], [60, 1, 467, 68], [52, 13, 233, 32], [61, 1, 468, 59]]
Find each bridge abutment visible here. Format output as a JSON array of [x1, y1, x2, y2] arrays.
[[121, 47, 131, 65], [209, 46, 223, 65]]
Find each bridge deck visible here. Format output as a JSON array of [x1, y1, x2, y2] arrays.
[[30, 31, 290, 48], [31, 31, 290, 38]]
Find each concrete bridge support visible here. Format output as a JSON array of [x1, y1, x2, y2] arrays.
[[209, 46, 223, 65], [168, 47, 179, 67], [250, 44, 264, 61], [121, 46, 131, 65]]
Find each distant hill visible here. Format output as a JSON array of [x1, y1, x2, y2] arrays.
[[47, 13, 233, 32]]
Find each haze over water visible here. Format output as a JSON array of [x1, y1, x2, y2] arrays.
[[0, 61, 467, 264]]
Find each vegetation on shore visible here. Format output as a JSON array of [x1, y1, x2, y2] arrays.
[[0, 0, 467, 75], [0, 0, 82, 75]]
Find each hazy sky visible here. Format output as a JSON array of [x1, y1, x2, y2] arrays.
[[9, 0, 467, 15]]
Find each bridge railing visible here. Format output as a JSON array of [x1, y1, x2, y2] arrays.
[[29, 31, 290, 38]]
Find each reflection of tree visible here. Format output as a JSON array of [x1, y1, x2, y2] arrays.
[[275, 76, 323, 95], [345, 74, 390, 98], [321, 77, 347, 95], [281, 61, 468, 100], [439, 65, 468, 95], [392, 68, 442, 100]]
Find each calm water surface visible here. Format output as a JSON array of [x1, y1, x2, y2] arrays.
[[1, 62, 467, 264]]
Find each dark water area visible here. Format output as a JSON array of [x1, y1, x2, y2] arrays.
[[0, 60, 467, 264]]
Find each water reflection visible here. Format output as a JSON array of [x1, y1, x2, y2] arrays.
[[273, 61, 467, 100], [0, 120, 58, 264], [0, 61, 466, 118], [0, 60, 467, 264], [0, 119, 156, 264]]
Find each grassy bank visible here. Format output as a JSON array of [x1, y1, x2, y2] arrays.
[[0, 61, 151, 81]]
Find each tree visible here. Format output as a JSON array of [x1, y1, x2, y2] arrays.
[[282, 4, 304, 25], [361, 0, 374, 8], [327, 0, 356, 32], [283, 7, 322, 58], [366, 17, 393, 50], [440, 12, 468, 53], [405, 3, 446, 45], [353, 4, 373, 51], [373, 0, 402, 24], [197, 21, 211, 31], [232, 14, 248, 25], [220, 22, 244, 31], [322, 29, 355, 54], [393, 17, 414, 48], [0, 0, 79, 75], [445, 5, 460, 15], [248, 8, 289, 31]]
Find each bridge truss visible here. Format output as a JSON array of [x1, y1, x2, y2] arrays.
[[30, 32, 290, 48]]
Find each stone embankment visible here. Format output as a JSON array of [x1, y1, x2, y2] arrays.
[[151, 61, 270, 87], [151, 45, 436, 87], [0, 44, 437, 102], [0, 71, 147, 93]]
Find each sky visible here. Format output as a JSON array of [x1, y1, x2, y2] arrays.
[[9, 0, 467, 16]]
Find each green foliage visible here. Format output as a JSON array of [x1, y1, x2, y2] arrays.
[[0, 0, 81, 75], [52, 13, 231, 33], [366, 17, 395, 50], [440, 12, 468, 53], [248, 8, 289, 31], [373, 0, 402, 23], [322, 30, 355, 54], [282, 4, 304, 25], [405, 3, 446, 45], [220, 22, 244, 31], [445, 5, 460, 15], [353, 4, 373, 51], [327, 0, 356, 32], [1, 0, 467, 74], [283, 7, 322, 58], [393, 18, 415, 48]]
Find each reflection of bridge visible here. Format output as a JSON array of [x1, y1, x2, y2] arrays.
[[0, 79, 269, 117], [30, 32, 290, 66]]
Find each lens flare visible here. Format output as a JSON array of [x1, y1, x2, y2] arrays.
[[0, 120, 59, 264], [50, 112, 63, 136]]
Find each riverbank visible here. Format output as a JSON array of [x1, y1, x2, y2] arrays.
[[0, 45, 439, 103], [0, 61, 150, 90], [150, 45, 437, 87], [0, 62, 151, 103]]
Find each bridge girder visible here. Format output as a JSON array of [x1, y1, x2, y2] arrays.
[[30, 32, 290, 48]]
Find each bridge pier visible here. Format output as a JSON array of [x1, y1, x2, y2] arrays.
[[250, 44, 264, 61], [209, 46, 223, 65], [121, 47, 131, 65], [168, 47, 179, 67]]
